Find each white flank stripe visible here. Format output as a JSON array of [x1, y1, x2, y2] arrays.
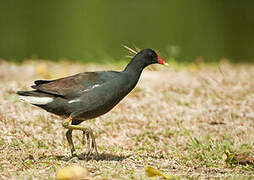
[[68, 98, 81, 104], [19, 96, 53, 105], [82, 84, 101, 93], [92, 84, 100, 88]]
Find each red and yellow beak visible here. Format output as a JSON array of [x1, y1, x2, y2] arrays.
[[157, 54, 168, 66]]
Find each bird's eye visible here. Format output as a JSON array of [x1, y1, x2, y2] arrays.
[[148, 51, 153, 57]]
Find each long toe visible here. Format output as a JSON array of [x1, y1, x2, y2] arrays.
[[71, 152, 78, 157], [69, 156, 79, 162]]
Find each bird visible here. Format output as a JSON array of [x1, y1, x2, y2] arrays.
[[17, 48, 168, 157]]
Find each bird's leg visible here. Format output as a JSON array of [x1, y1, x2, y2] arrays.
[[82, 131, 87, 145], [66, 129, 76, 156], [84, 130, 98, 156], [82, 131, 92, 155], [62, 116, 98, 156], [84, 132, 91, 155], [89, 130, 98, 155]]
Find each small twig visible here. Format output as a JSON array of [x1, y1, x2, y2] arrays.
[[125, 55, 134, 59], [121, 44, 138, 55], [132, 43, 141, 52]]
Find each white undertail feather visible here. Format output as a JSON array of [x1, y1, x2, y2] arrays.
[[19, 96, 53, 105]]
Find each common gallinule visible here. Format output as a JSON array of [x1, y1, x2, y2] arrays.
[[17, 48, 168, 157]]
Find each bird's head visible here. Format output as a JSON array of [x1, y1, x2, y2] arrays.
[[122, 45, 168, 66], [138, 48, 168, 66]]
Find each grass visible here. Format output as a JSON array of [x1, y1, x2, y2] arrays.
[[0, 59, 253, 179]]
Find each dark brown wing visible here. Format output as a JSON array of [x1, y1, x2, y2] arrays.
[[31, 72, 104, 98]]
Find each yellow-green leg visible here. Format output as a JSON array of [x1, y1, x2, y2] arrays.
[[62, 116, 98, 157], [66, 129, 76, 156], [83, 131, 92, 155]]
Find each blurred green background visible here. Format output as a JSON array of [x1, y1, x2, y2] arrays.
[[0, 0, 254, 62]]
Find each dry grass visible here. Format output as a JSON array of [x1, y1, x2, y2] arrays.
[[0, 59, 253, 179]]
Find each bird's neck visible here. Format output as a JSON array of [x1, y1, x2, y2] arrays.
[[123, 57, 147, 77], [121, 57, 149, 95]]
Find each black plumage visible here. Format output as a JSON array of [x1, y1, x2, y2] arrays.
[[17, 48, 168, 157]]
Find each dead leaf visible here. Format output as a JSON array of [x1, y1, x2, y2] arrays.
[[222, 151, 235, 164], [145, 165, 171, 179], [223, 151, 254, 165], [233, 153, 254, 165], [56, 165, 89, 180], [222, 153, 227, 161]]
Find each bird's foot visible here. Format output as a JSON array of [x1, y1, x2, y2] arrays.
[[69, 155, 79, 162], [62, 116, 99, 159], [59, 153, 79, 161], [82, 129, 99, 156]]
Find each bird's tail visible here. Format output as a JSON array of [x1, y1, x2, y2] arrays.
[[17, 90, 54, 105]]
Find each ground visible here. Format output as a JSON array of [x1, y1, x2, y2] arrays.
[[0, 60, 253, 179]]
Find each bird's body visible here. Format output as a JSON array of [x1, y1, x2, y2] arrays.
[[19, 70, 138, 124], [17, 48, 168, 157]]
